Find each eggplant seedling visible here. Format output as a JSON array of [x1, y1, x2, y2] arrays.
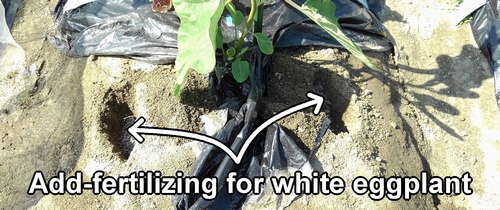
[[156, 0, 379, 96]]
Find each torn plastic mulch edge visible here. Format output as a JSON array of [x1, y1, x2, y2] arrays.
[[470, 0, 500, 108], [50, 0, 392, 64]]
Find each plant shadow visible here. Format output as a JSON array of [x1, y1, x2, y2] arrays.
[[262, 43, 491, 207], [306, 44, 490, 140], [179, 86, 216, 110], [376, 0, 405, 23]]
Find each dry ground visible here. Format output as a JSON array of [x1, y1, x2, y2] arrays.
[[1, 0, 499, 209]]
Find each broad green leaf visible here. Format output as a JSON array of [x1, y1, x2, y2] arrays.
[[284, 0, 380, 71], [173, 0, 225, 96], [253, 33, 273, 55], [231, 59, 250, 83], [225, 3, 244, 26]]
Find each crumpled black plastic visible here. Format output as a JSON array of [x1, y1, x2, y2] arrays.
[[470, 0, 500, 108], [1, 0, 21, 29], [49, 0, 392, 209], [51, 0, 392, 64], [51, 0, 180, 64], [172, 48, 319, 210]]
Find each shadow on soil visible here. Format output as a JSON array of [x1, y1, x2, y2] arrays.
[[350, 44, 489, 206], [377, 0, 405, 23], [397, 45, 490, 139], [260, 43, 490, 207]]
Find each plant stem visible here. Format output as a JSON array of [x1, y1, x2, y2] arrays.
[[254, 1, 263, 34], [234, 0, 257, 52], [224, 0, 232, 6], [284, 0, 300, 10], [252, 1, 263, 44]]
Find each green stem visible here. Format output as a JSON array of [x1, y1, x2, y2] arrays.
[[284, 0, 301, 10], [234, 0, 257, 52], [224, 0, 232, 6], [254, 1, 263, 34]]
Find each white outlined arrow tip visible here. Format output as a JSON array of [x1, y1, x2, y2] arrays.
[[306, 92, 324, 115], [128, 117, 146, 143]]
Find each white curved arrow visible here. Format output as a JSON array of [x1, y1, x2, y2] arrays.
[[127, 92, 324, 164]]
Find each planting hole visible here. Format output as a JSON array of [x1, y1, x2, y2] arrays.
[[100, 92, 135, 160]]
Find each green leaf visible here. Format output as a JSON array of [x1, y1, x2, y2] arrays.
[[284, 0, 380, 71], [236, 46, 249, 59], [231, 59, 250, 83], [173, 0, 225, 97], [227, 47, 236, 57], [233, 11, 244, 26], [226, 3, 244, 26], [253, 33, 273, 55], [216, 27, 224, 49]]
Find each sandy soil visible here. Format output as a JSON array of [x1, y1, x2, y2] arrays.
[[1, 0, 499, 209]]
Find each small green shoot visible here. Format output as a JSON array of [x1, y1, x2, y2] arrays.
[[172, 0, 380, 96], [226, 3, 245, 26], [226, 47, 236, 61]]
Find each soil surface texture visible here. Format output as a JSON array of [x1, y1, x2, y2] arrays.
[[1, 0, 499, 209]]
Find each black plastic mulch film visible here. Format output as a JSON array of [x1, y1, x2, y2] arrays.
[[1, 0, 20, 29], [3, 0, 500, 208], [19, 0, 391, 209], [51, 0, 391, 64], [470, 0, 500, 108], [51, 0, 389, 209]]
